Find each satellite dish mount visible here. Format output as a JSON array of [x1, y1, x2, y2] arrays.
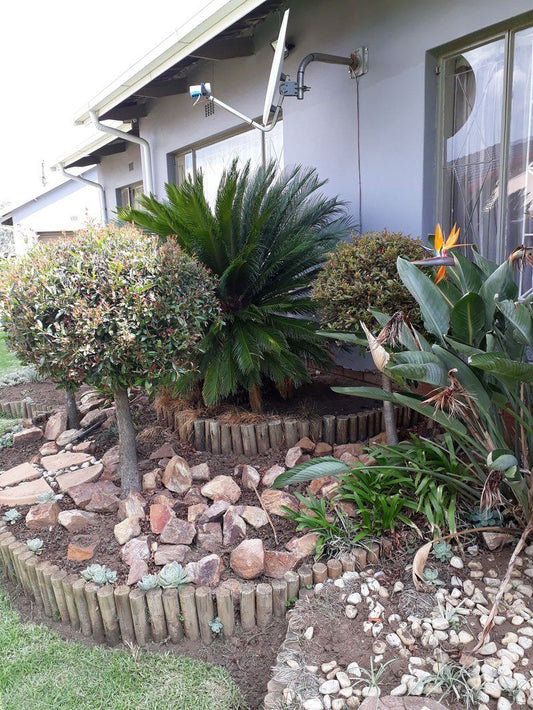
[[189, 9, 368, 132]]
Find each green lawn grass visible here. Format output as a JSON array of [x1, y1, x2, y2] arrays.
[[0, 588, 244, 710], [0, 333, 20, 375]]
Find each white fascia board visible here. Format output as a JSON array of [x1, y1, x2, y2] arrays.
[[74, 0, 266, 125], [52, 123, 133, 170]]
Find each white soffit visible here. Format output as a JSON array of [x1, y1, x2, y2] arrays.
[[74, 0, 267, 125]]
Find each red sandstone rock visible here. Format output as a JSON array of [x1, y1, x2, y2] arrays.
[[142, 469, 160, 490], [190, 462, 210, 482], [56, 429, 83, 447], [39, 441, 59, 457], [230, 539, 264, 580], [314, 441, 333, 456], [13, 427, 42, 446], [285, 447, 310, 469], [118, 491, 146, 521], [67, 536, 99, 561], [149, 503, 175, 534], [73, 441, 95, 454], [295, 436, 316, 453], [162, 456, 192, 494], [196, 522, 222, 551], [114, 516, 141, 545], [186, 554, 224, 586], [199, 499, 230, 523], [121, 535, 149, 564], [260, 489, 299, 517], [57, 509, 98, 533], [25, 501, 60, 529], [262, 464, 285, 488], [66, 480, 119, 508], [102, 445, 120, 474], [264, 550, 300, 578], [149, 442, 176, 460], [309, 476, 334, 496], [236, 464, 260, 490], [236, 505, 269, 529], [127, 558, 149, 585], [333, 443, 365, 459], [182, 487, 207, 506], [200, 475, 241, 504], [222, 508, 246, 547], [44, 410, 67, 441], [285, 532, 320, 557], [160, 517, 196, 545], [85, 488, 120, 513], [153, 544, 189, 565], [187, 503, 208, 523]]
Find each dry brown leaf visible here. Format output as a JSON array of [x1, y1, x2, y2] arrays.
[[412, 541, 432, 591]]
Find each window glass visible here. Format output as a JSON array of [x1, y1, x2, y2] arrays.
[[442, 40, 505, 262], [195, 130, 263, 205], [173, 122, 284, 205], [507, 27, 533, 294]]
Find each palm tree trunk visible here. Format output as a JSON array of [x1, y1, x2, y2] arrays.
[[249, 384, 263, 414], [114, 387, 139, 495], [65, 390, 80, 430], [382, 373, 398, 445]]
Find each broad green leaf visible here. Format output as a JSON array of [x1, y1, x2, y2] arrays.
[[450, 293, 486, 346], [495, 299, 533, 346], [387, 362, 448, 387], [479, 261, 517, 323], [394, 351, 441, 365], [469, 353, 533, 384], [272, 457, 350, 488], [452, 251, 483, 293], [444, 336, 483, 358], [396, 257, 450, 339], [317, 331, 368, 347]]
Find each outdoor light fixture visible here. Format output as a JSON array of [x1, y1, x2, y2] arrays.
[[270, 38, 294, 58], [189, 9, 368, 132]]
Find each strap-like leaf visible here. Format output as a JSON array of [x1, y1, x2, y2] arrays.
[[396, 257, 450, 339], [272, 457, 351, 488]]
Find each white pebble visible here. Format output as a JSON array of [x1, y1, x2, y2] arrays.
[[319, 680, 340, 695], [450, 556, 464, 569]]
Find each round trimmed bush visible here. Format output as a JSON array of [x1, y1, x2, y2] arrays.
[[0, 224, 220, 493], [312, 230, 427, 332]]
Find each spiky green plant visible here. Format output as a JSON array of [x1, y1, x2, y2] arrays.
[[120, 161, 352, 412]]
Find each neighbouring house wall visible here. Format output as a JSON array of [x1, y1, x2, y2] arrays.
[[96, 0, 532, 240], [96, 142, 143, 216], [9, 167, 102, 250]]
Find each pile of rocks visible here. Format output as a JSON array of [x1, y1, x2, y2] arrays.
[[266, 546, 533, 709]]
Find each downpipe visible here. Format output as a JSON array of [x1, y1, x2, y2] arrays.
[[56, 164, 108, 223]]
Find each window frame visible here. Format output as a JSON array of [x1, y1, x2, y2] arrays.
[[116, 181, 144, 209], [434, 11, 533, 264]]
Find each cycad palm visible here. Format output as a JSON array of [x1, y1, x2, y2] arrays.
[[120, 161, 352, 412]]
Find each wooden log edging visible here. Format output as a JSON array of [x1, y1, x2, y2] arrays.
[[156, 405, 418, 454], [0, 523, 387, 648], [0, 399, 54, 420]]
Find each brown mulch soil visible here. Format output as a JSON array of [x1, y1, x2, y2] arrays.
[[0, 381, 67, 407]]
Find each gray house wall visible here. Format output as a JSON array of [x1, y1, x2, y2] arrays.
[[98, 0, 533, 236], [96, 142, 142, 215]]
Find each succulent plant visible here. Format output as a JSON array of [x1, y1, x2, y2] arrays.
[[26, 538, 44, 555], [470, 506, 501, 527], [2, 509, 21, 525], [157, 562, 190, 589], [37, 491, 64, 502], [423, 568, 444, 586], [209, 616, 223, 635], [81, 564, 118, 586], [432, 541, 453, 563], [137, 574, 159, 591]]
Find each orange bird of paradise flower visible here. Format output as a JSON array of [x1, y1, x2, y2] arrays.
[[411, 224, 466, 284]]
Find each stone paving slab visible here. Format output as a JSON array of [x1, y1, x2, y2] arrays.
[[41, 452, 92, 472], [56, 463, 103, 492], [0, 462, 41, 488], [359, 698, 447, 710], [0, 478, 53, 506]]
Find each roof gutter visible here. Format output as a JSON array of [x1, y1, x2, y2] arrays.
[[89, 111, 154, 195], [55, 164, 108, 223]]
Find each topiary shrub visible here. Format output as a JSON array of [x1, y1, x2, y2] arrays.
[[0, 224, 219, 494], [312, 230, 427, 332]]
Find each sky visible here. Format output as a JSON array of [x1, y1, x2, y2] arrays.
[[0, 0, 214, 207]]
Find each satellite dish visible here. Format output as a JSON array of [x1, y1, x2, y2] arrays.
[[262, 9, 290, 126]]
